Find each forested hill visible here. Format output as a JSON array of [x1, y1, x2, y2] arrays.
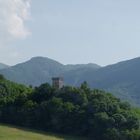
[[0, 57, 100, 86], [74, 57, 140, 105], [0, 74, 32, 102], [0, 76, 140, 140], [1, 57, 140, 106]]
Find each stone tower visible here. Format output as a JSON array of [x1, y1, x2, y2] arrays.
[[52, 77, 64, 89]]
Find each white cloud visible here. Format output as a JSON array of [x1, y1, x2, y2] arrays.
[[0, 0, 31, 41]]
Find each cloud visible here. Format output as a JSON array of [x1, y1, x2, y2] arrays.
[[0, 0, 31, 42]]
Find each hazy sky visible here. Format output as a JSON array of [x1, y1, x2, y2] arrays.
[[1, 0, 140, 66]]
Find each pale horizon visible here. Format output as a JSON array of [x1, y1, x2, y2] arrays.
[[2, 55, 140, 68]]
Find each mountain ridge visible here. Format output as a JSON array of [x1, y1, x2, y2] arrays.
[[0, 56, 100, 86], [1, 56, 140, 105], [0, 63, 9, 70]]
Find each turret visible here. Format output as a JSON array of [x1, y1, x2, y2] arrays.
[[52, 77, 64, 89]]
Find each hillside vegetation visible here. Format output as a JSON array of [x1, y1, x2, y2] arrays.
[[0, 57, 100, 86], [0, 75, 140, 139], [1, 57, 140, 106]]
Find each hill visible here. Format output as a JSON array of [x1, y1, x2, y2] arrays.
[[75, 57, 140, 105], [0, 77, 139, 140], [0, 124, 85, 140], [0, 57, 100, 86], [0, 63, 9, 70], [0, 74, 32, 106], [1, 56, 140, 105]]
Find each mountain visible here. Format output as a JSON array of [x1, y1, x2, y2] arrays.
[[65, 63, 100, 71], [0, 63, 9, 70], [1, 56, 140, 106], [75, 57, 140, 105], [0, 57, 64, 86], [0, 57, 100, 86]]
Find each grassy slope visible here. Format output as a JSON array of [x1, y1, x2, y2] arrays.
[[0, 125, 86, 140]]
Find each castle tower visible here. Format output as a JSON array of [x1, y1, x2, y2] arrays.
[[52, 77, 64, 89]]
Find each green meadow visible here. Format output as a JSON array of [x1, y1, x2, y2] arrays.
[[0, 125, 86, 140]]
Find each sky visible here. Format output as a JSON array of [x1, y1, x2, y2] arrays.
[[1, 0, 140, 66]]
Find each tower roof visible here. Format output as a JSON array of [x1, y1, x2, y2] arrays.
[[52, 77, 64, 81]]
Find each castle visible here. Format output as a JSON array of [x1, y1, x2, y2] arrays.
[[52, 77, 64, 89]]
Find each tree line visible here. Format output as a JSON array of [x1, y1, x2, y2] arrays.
[[0, 75, 140, 139]]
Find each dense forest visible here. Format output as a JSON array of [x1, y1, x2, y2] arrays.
[[0, 74, 140, 140]]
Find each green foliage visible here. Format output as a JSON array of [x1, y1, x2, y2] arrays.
[[0, 74, 5, 80], [0, 76, 140, 139]]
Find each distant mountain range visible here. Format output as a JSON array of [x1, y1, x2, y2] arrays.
[[0, 57, 100, 86], [0, 56, 140, 106]]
